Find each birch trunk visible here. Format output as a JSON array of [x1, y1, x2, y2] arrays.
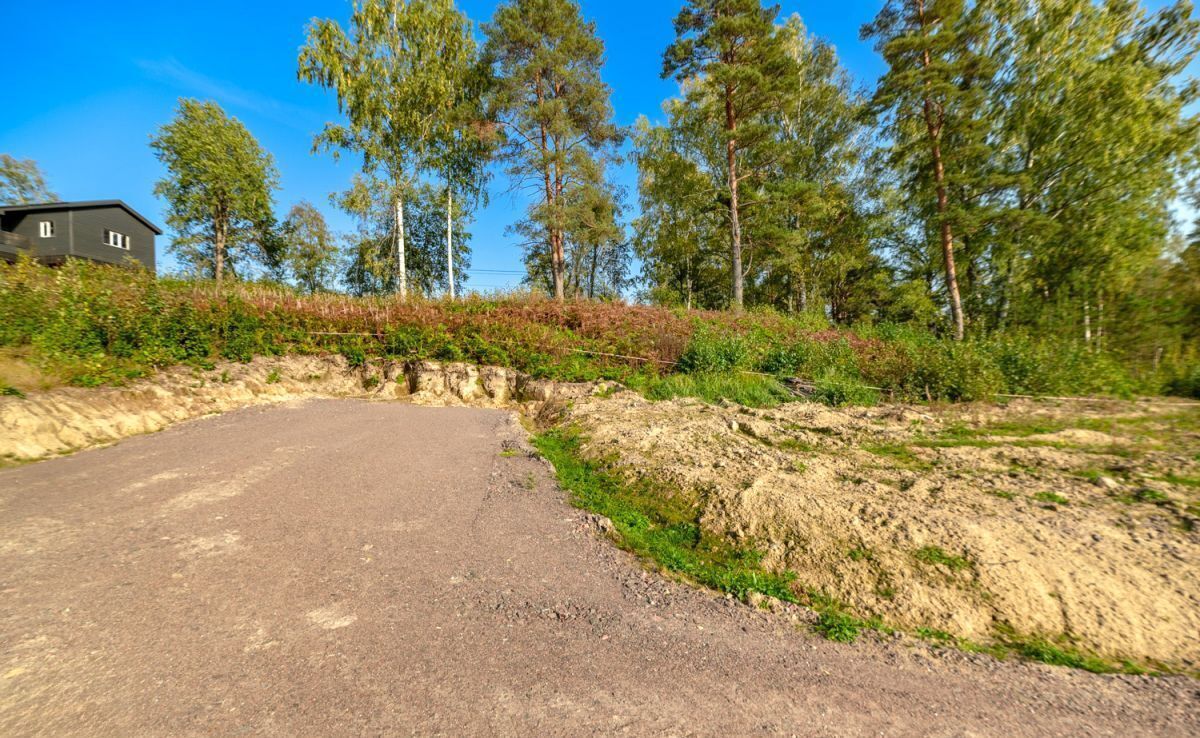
[[395, 195, 407, 300], [446, 188, 454, 300]]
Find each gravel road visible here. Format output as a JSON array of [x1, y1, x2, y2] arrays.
[[1, 400, 1196, 736]]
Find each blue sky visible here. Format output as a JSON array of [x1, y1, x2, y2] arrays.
[[1, 1, 1193, 291]]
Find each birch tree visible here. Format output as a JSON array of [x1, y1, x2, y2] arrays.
[[0, 155, 56, 205], [299, 0, 480, 299]]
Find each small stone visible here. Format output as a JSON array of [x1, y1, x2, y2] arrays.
[[1094, 476, 1120, 491], [727, 419, 740, 432]]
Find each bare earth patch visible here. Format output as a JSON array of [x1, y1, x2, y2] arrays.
[[562, 391, 1200, 670]]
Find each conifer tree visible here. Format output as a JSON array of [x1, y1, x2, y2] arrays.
[[663, 0, 800, 310], [483, 0, 621, 300], [863, 0, 992, 339]]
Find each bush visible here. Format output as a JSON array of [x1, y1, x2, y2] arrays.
[[677, 330, 751, 373]]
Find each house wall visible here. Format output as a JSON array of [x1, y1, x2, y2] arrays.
[[5, 209, 71, 258], [4, 207, 156, 270], [69, 207, 156, 271]]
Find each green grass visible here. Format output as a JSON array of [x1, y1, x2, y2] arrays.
[[775, 438, 818, 453], [1033, 491, 1070, 506], [265, 369, 282, 384], [1117, 488, 1171, 504], [863, 443, 933, 471], [1161, 473, 1200, 488], [914, 627, 955, 643], [6, 259, 1196, 402], [535, 425, 1181, 673], [813, 611, 864, 643], [847, 546, 873, 562], [634, 372, 795, 408], [532, 426, 798, 602], [0, 381, 25, 398], [912, 546, 972, 571], [990, 625, 1126, 674]]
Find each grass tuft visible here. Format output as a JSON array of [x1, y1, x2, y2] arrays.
[[912, 546, 972, 571]]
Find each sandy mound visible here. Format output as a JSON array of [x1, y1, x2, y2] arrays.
[[563, 392, 1200, 669]]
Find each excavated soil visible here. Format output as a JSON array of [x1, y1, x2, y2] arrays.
[[561, 391, 1200, 670], [0, 356, 590, 463]]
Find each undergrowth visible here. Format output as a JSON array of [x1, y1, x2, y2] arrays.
[[2, 260, 1196, 403]]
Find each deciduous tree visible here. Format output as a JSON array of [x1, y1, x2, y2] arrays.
[[0, 155, 56, 205], [150, 99, 278, 284], [279, 202, 339, 293], [299, 0, 483, 298]]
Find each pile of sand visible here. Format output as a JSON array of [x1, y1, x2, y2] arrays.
[[563, 392, 1200, 669]]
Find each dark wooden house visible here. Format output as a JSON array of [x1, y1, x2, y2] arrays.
[[0, 200, 160, 270]]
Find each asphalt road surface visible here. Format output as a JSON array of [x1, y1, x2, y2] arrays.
[[1, 400, 1196, 736]]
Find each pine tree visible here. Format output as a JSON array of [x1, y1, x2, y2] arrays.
[[863, 0, 993, 339], [483, 0, 621, 300], [663, 0, 800, 310]]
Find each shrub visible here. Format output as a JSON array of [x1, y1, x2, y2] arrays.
[[677, 330, 751, 373]]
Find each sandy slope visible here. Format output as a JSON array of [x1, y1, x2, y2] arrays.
[[565, 391, 1200, 669]]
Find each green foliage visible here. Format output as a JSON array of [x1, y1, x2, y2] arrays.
[[299, 0, 489, 299], [150, 99, 279, 282], [677, 331, 752, 373], [813, 611, 862, 643], [275, 201, 339, 293], [533, 426, 798, 602], [0, 153, 56, 204], [484, 0, 623, 299], [912, 546, 972, 572], [2, 261, 1194, 402], [636, 372, 794, 408], [1033, 492, 1070, 506]]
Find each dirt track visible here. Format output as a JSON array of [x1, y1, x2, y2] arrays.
[[1, 400, 1197, 736]]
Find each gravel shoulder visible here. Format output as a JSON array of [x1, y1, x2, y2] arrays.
[[1, 399, 1197, 736]]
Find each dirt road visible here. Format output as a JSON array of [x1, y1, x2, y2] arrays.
[[1, 400, 1196, 736]]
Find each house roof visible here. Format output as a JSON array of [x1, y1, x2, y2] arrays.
[[0, 200, 163, 235]]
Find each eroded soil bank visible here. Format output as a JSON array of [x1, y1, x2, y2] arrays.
[[0, 356, 591, 462], [560, 390, 1200, 670]]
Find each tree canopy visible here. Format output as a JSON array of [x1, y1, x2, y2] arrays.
[[0, 155, 56, 205], [150, 99, 278, 283]]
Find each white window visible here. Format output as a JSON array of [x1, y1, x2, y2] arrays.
[[38, 221, 54, 238], [104, 229, 130, 249]]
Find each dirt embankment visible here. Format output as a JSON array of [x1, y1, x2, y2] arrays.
[[561, 391, 1200, 670], [0, 356, 592, 463]]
